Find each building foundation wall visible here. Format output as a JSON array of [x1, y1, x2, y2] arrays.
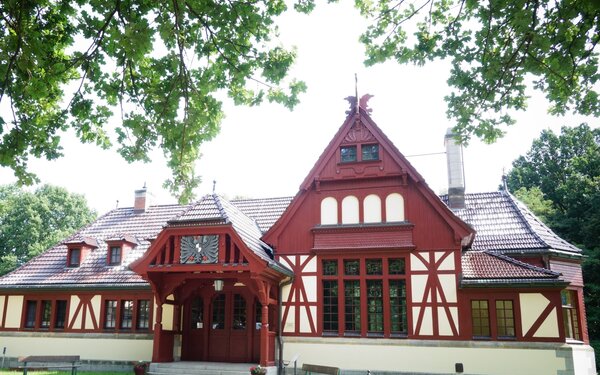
[[282, 337, 596, 375]]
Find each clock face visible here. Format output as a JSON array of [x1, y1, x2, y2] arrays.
[[180, 235, 219, 264]]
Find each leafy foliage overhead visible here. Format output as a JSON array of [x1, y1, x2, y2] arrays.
[[0, 0, 305, 203], [0, 184, 96, 275], [355, 0, 600, 144]]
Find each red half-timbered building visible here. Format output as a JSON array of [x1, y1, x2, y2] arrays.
[[0, 97, 594, 375]]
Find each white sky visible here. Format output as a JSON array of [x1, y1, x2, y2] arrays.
[[0, 2, 597, 214]]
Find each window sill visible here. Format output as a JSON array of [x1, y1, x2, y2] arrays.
[[322, 332, 339, 337], [497, 336, 516, 341], [472, 336, 491, 340], [566, 338, 585, 345], [343, 332, 361, 337], [390, 333, 408, 339]]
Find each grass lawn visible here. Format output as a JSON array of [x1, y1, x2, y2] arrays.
[[0, 371, 125, 374]]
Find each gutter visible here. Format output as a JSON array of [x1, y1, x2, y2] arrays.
[[0, 283, 151, 292], [277, 276, 294, 375]]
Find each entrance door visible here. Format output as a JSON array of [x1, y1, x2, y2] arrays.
[[208, 293, 252, 362]]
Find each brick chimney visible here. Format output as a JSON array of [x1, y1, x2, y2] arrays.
[[134, 185, 149, 214], [444, 129, 465, 210]]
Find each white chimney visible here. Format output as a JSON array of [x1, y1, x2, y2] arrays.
[[444, 129, 465, 210]]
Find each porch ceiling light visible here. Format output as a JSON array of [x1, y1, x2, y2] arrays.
[[214, 279, 224, 291]]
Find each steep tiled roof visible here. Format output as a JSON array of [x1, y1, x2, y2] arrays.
[[169, 195, 291, 274], [232, 196, 293, 233], [441, 191, 581, 255], [0, 190, 579, 289], [461, 251, 562, 285], [0, 204, 189, 288]]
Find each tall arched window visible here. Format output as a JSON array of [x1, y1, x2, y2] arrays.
[[363, 194, 382, 223], [342, 196, 360, 224], [385, 193, 405, 222], [321, 197, 338, 225]]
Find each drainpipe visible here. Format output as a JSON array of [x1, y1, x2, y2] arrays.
[[277, 276, 294, 375]]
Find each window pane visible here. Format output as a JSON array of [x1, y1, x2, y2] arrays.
[[366, 259, 382, 275], [471, 300, 490, 337], [340, 146, 357, 163], [110, 246, 122, 265], [323, 280, 338, 332], [190, 298, 203, 329], [562, 290, 580, 340], [25, 301, 37, 328], [496, 300, 515, 337], [233, 294, 246, 330], [40, 300, 52, 328], [69, 248, 81, 266], [388, 258, 405, 275], [212, 294, 225, 329], [322, 260, 338, 276], [344, 280, 361, 332], [389, 280, 407, 333], [362, 144, 379, 161], [120, 300, 133, 329], [137, 300, 150, 330], [367, 280, 383, 333], [55, 300, 67, 329], [104, 300, 117, 329], [344, 260, 360, 276]]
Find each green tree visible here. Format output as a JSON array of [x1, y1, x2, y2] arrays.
[[506, 124, 600, 340], [0, 184, 96, 275], [352, 0, 600, 144], [0, 0, 306, 203]]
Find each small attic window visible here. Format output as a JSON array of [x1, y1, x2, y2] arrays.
[[68, 248, 81, 267], [362, 144, 379, 161], [109, 246, 122, 265], [340, 146, 357, 163]]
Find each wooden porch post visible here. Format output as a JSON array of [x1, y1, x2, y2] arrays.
[[152, 302, 163, 362], [260, 302, 269, 367]]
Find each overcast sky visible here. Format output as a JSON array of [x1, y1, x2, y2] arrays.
[[0, 2, 597, 214]]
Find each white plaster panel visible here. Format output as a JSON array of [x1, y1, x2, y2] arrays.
[[520, 293, 550, 335], [438, 307, 452, 336], [303, 276, 317, 302], [282, 284, 292, 303], [450, 306, 459, 335], [162, 303, 174, 331], [284, 306, 295, 333], [437, 253, 455, 271], [341, 196, 359, 224], [410, 253, 427, 271], [420, 307, 433, 335], [438, 274, 457, 303], [411, 274, 428, 303], [309, 306, 317, 332], [299, 307, 311, 333], [534, 308, 559, 338], [363, 194, 382, 223], [412, 306, 420, 333], [280, 255, 295, 269], [86, 295, 102, 330], [303, 256, 316, 273], [320, 197, 338, 225], [0, 296, 5, 327], [5, 295, 23, 329], [385, 193, 405, 222], [69, 296, 82, 329]]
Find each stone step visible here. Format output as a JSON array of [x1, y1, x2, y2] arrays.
[[148, 361, 268, 375]]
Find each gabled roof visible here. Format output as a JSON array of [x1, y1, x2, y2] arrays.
[[441, 191, 581, 255], [461, 251, 564, 286], [263, 104, 474, 247], [0, 204, 189, 289]]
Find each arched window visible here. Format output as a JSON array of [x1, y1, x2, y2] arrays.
[[342, 196, 359, 224], [385, 193, 405, 222], [321, 197, 338, 225], [363, 194, 382, 223]]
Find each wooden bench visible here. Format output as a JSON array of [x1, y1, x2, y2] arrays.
[[301, 363, 340, 375], [18, 355, 80, 375]]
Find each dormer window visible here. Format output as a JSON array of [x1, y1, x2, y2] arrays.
[[109, 246, 122, 265], [68, 248, 81, 267], [362, 144, 379, 161], [340, 146, 357, 163]]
